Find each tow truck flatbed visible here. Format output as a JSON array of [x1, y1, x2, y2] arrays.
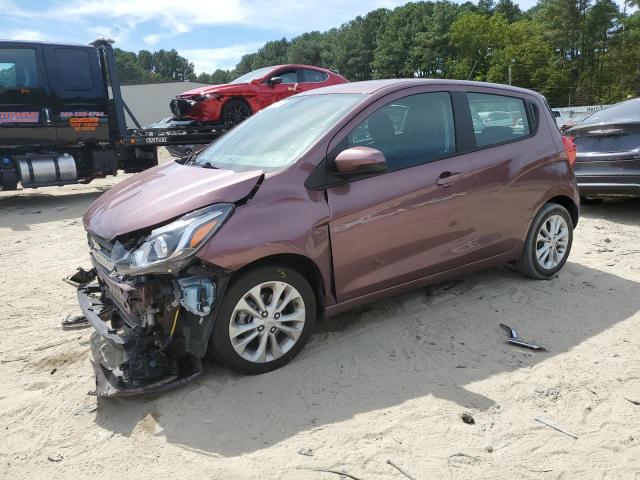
[[123, 118, 229, 147]]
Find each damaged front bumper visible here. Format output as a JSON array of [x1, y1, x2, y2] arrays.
[[89, 333, 203, 398], [73, 259, 228, 397], [89, 335, 203, 398]]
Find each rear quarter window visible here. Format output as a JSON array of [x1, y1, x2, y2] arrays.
[[468, 92, 531, 147], [302, 69, 328, 83]]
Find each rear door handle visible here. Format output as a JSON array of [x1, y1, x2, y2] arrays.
[[436, 171, 463, 187]]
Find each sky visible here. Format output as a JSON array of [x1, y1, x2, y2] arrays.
[[0, 0, 621, 74]]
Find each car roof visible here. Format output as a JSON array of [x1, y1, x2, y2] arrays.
[[299, 79, 540, 97]]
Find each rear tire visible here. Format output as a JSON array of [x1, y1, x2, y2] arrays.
[[221, 99, 252, 128], [210, 265, 316, 374], [517, 203, 573, 279]]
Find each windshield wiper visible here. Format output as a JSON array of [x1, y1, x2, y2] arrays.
[[202, 160, 219, 169], [180, 149, 204, 165]]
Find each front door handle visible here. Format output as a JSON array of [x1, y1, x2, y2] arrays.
[[436, 171, 463, 187], [43, 107, 52, 125]]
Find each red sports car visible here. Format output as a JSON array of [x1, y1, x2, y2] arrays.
[[170, 64, 348, 126]]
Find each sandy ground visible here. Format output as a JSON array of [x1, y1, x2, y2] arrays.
[[1, 151, 639, 479]]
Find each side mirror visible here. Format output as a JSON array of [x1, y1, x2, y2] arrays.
[[250, 78, 261, 86], [267, 76, 283, 87], [333, 146, 386, 178]]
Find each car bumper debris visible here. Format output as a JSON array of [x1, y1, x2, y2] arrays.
[[499, 323, 547, 351]]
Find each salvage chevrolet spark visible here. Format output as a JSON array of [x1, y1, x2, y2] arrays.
[[76, 80, 580, 396]]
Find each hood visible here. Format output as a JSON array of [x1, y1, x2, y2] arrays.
[[179, 83, 245, 97], [84, 161, 262, 240]]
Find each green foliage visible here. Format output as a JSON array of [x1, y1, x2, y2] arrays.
[[371, 2, 472, 78], [114, 0, 639, 106], [599, 11, 640, 101], [196, 69, 232, 84], [477, 0, 496, 14], [114, 48, 195, 84], [287, 32, 328, 65], [234, 53, 259, 77], [494, 0, 522, 22], [256, 39, 290, 66], [322, 9, 390, 81], [449, 12, 509, 80]]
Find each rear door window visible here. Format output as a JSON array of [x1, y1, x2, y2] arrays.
[[53, 48, 94, 91], [0, 48, 38, 88], [467, 92, 530, 147]]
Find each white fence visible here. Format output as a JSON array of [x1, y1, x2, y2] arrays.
[[110, 82, 209, 128], [553, 105, 607, 124]]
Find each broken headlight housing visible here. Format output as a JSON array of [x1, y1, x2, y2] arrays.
[[113, 203, 234, 275]]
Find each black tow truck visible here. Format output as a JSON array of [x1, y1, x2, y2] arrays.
[[0, 39, 226, 191]]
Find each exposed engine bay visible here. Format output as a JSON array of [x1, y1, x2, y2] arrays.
[[77, 260, 229, 397]]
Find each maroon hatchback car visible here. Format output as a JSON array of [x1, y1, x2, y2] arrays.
[[75, 79, 579, 396]]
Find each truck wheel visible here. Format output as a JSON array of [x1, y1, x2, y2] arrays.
[[517, 203, 573, 279], [221, 99, 252, 127], [210, 265, 316, 374]]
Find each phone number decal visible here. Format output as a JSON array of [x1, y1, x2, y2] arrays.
[[60, 111, 106, 117]]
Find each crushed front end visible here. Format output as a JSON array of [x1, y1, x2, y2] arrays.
[[74, 204, 234, 397], [169, 92, 222, 123]]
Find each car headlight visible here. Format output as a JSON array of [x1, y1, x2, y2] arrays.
[[193, 93, 222, 102], [113, 203, 234, 275]]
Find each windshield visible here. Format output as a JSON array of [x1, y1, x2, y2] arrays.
[[195, 94, 365, 172], [230, 66, 277, 84]]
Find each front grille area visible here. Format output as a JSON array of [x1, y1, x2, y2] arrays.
[[89, 233, 114, 258], [88, 233, 119, 271], [170, 98, 194, 118]]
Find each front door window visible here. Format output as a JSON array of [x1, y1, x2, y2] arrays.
[[0, 48, 38, 88], [340, 91, 456, 173]]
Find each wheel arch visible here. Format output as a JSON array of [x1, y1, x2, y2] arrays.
[[222, 96, 253, 113], [228, 253, 325, 316], [546, 195, 579, 227]]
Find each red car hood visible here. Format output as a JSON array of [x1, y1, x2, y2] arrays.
[[84, 161, 262, 240], [179, 83, 245, 97]]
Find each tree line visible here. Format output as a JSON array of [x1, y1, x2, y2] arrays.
[[115, 0, 640, 107]]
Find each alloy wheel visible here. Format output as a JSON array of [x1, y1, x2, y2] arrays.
[[229, 281, 306, 363], [225, 103, 251, 126], [535, 214, 570, 270]]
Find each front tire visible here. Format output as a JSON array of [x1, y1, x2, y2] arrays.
[[517, 203, 573, 279], [210, 265, 316, 374], [221, 99, 252, 128]]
